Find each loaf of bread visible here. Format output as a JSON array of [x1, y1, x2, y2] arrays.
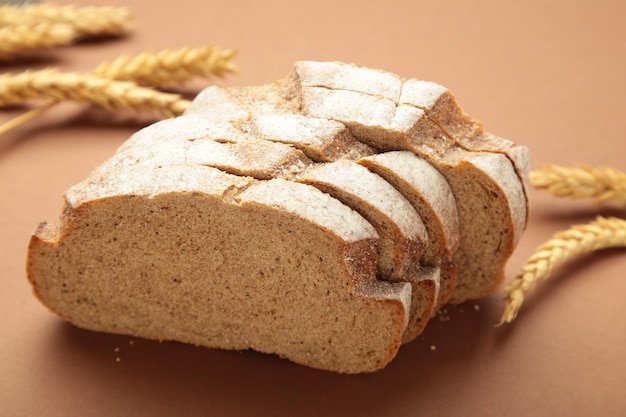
[[27, 61, 529, 373]]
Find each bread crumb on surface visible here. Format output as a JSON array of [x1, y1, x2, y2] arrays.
[[115, 357, 121, 362], [474, 304, 480, 311], [430, 345, 437, 351], [436, 309, 451, 322]]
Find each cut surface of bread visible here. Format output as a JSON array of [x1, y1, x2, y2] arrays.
[[434, 149, 526, 302], [28, 166, 412, 374], [27, 60, 529, 373]]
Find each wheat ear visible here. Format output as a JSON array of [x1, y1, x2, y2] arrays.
[[499, 216, 626, 325], [0, 4, 131, 37], [531, 164, 626, 204], [0, 22, 75, 61], [0, 69, 190, 118], [92, 45, 238, 87]]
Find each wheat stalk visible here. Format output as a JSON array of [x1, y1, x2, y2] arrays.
[[92, 45, 238, 87], [499, 216, 626, 325], [0, 4, 131, 37], [0, 69, 190, 118], [0, 21, 75, 60], [531, 164, 626, 204], [0, 100, 57, 137], [0, 44, 237, 134]]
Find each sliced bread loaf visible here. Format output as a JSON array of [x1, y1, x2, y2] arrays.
[[27, 60, 529, 373]]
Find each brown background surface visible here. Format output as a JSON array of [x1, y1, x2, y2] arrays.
[[1, 0, 625, 416]]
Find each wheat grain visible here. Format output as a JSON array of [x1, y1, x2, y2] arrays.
[[531, 164, 626, 204], [499, 216, 626, 325], [0, 21, 75, 60], [0, 4, 131, 37], [92, 45, 238, 87], [0, 69, 190, 118]]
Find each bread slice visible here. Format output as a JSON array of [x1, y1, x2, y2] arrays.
[[431, 149, 526, 302], [358, 151, 459, 309], [27, 165, 412, 374]]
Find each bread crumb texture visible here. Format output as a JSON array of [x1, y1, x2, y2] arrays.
[[27, 61, 528, 373]]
